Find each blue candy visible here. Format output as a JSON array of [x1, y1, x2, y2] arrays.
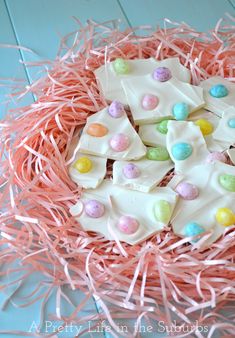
[[171, 142, 192, 161], [228, 118, 235, 128], [184, 222, 205, 243], [209, 84, 228, 98], [172, 102, 189, 120]]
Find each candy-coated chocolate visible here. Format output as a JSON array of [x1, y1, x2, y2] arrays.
[[85, 200, 105, 218], [184, 222, 205, 242], [206, 152, 227, 164], [156, 120, 169, 134], [209, 84, 228, 98], [113, 58, 130, 75], [172, 102, 189, 121], [219, 174, 235, 192], [153, 67, 172, 82], [171, 142, 193, 161], [215, 208, 234, 227], [117, 216, 139, 234], [175, 182, 199, 200], [141, 94, 159, 110], [108, 101, 125, 118], [74, 157, 92, 174], [122, 163, 141, 179], [228, 118, 235, 128], [154, 200, 171, 223], [146, 146, 170, 161], [87, 123, 108, 137], [109, 133, 130, 152], [194, 118, 214, 136]]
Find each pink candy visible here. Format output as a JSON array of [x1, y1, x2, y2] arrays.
[[206, 152, 227, 164], [175, 182, 199, 200], [141, 94, 159, 110], [117, 216, 139, 234], [109, 133, 130, 152]]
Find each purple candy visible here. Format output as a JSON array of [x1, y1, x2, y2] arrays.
[[153, 67, 172, 82], [108, 101, 125, 118], [175, 182, 199, 200], [85, 200, 105, 218], [205, 152, 227, 164], [122, 163, 140, 179]]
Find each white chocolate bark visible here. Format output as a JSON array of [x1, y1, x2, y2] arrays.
[[94, 57, 191, 105], [213, 107, 235, 146], [227, 148, 235, 164], [122, 76, 204, 125], [168, 162, 235, 246], [113, 158, 174, 193], [70, 179, 178, 245], [199, 76, 235, 116], [78, 107, 146, 160], [138, 121, 168, 148], [69, 153, 107, 189], [166, 121, 210, 173]]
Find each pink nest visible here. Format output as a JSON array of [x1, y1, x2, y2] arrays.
[[1, 17, 235, 337]]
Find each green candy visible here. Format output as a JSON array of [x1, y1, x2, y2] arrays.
[[146, 146, 170, 161], [156, 120, 169, 134], [154, 200, 171, 223], [219, 174, 235, 192], [113, 58, 130, 75]]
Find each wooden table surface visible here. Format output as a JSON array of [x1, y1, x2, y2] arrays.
[[0, 1, 235, 337]]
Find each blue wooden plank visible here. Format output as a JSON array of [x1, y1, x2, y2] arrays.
[[6, 0, 130, 83], [119, 0, 235, 32], [0, 0, 32, 118]]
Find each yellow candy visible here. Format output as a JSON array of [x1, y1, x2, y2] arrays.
[[194, 118, 214, 136], [215, 207, 235, 227], [74, 157, 92, 174]]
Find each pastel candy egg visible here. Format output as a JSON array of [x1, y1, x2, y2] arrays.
[[113, 58, 130, 75], [219, 174, 235, 192], [172, 103, 189, 121], [153, 67, 172, 82], [216, 207, 235, 227], [110, 133, 130, 152], [74, 157, 92, 174], [156, 120, 169, 134], [228, 118, 235, 128], [184, 222, 205, 242], [87, 123, 108, 137], [209, 84, 229, 98], [171, 142, 193, 161], [146, 146, 170, 161], [123, 163, 141, 179], [85, 200, 105, 218], [108, 101, 125, 118], [117, 216, 139, 234], [175, 182, 199, 200], [141, 94, 159, 110], [206, 152, 227, 164], [154, 200, 171, 223], [194, 118, 214, 136]]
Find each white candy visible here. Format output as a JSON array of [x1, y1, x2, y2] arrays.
[[70, 179, 178, 245], [122, 76, 204, 125], [168, 162, 235, 246], [166, 121, 210, 173], [227, 148, 235, 165], [113, 157, 174, 193], [94, 57, 191, 105], [213, 107, 235, 146], [199, 76, 235, 116], [69, 153, 107, 189], [78, 106, 146, 161]]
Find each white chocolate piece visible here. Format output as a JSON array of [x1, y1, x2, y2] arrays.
[[166, 121, 210, 173], [169, 162, 235, 246], [69, 153, 107, 189], [138, 122, 168, 148], [113, 158, 174, 193], [94, 57, 191, 105], [213, 107, 235, 146], [70, 179, 178, 245], [227, 148, 235, 164], [122, 76, 204, 125], [199, 76, 235, 116], [78, 106, 146, 161]]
